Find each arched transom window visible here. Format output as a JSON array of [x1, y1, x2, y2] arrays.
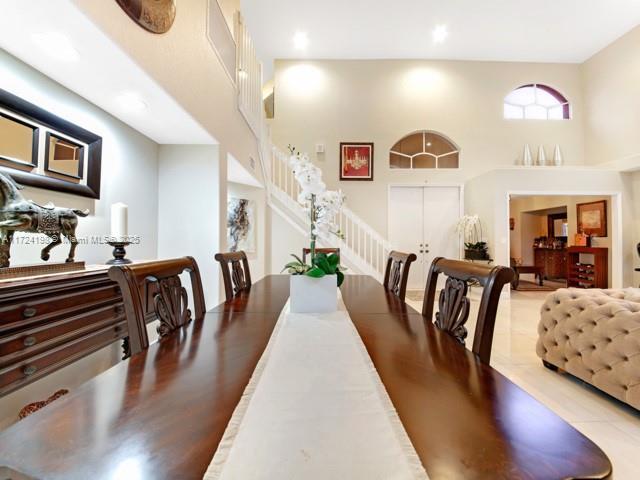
[[390, 131, 459, 169], [504, 84, 570, 120]]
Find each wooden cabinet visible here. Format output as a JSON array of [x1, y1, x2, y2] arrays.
[[567, 247, 608, 289], [0, 267, 127, 397], [534, 248, 567, 280]]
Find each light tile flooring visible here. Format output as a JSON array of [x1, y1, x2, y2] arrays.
[[406, 288, 640, 480]]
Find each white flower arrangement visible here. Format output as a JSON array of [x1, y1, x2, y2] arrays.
[[284, 146, 345, 285]]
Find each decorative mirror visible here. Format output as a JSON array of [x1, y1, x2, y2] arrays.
[[45, 133, 84, 181], [0, 113, 38, 170], [115, 0, 176, 34], [0, 88, 102, 199]]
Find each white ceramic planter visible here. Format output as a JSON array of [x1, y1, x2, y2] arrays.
[[289, 275, 338, 313]]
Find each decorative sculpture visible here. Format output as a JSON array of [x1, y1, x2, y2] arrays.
[[0, 172, 89, 268]]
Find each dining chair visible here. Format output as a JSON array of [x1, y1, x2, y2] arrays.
[[214, 250, 252, 301], [108, 257, 206, 356], [302, 247, 340, 264], [383, 250, 417, 302], [421, 257, 514, 363]]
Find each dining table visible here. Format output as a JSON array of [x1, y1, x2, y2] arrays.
[[0, 275, 612, 479]]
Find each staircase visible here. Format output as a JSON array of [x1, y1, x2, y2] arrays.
[[229, 9, 393, 282], [259, 140, 393, 282]]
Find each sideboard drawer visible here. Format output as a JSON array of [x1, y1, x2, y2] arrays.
[[0, 303, 126, 364], [0, 284, 121, 328], [0, 322, 125, 395]]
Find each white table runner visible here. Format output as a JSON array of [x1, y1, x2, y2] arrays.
[[204, 297, 428, 480]]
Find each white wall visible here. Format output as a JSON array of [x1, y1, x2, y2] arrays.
[[271, 59, 585, 236], [0, 49, 159, 430], [270, 208, 307, 275], [582, 25, 640, 168], [0, 49, 159, 265], [73, 0, 262, 181], [227, 182, 267, 281], [157, 145, 222, 308]]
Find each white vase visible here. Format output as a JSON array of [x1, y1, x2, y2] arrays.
[[553, 145, 563, 166], [523, 144, 533, 166], [289, 275, 338, 313], [537, 145, 547, 166]]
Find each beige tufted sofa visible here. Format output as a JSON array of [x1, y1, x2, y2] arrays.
[[537, 288, 640, 410]]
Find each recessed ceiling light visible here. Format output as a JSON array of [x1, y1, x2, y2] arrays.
[[116, 92, 148, 113], [32, 32, 79, 62], [432, 25, 448, 44], [293, 31, 309, 50]]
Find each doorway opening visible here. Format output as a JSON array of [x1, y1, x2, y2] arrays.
[[509, 194, 614, 292]]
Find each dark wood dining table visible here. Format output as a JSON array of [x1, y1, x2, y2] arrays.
[[0, 275, 612, 479]]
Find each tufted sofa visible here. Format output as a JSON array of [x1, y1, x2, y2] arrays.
[[537, 288, 640, 410]]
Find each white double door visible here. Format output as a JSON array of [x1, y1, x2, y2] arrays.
[[389, 186, 462, 291]]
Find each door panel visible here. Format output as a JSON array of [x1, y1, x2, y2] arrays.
[[389, 186, 461, 291], [389, 187, 424, 290]]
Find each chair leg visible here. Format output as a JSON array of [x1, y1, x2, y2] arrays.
[[542, 360, 558, 372]]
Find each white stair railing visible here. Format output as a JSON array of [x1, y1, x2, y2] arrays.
[[265, 144, 393, 281]]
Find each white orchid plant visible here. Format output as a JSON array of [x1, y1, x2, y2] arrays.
[[283, 146, 346, 286], [456, 214, 488, 255]]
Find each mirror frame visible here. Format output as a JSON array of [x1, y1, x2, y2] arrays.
[[0, 88, 102, 199]]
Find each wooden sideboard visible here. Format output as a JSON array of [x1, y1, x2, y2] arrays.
[[0, 267, 128, 397], [534, 247, 567, 280]]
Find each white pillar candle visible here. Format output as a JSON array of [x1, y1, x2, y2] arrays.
[[110, 203, 128, 240]]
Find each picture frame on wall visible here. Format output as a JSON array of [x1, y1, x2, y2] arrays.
[[340, 142, 374, 181], [577, 200, 607, 237]]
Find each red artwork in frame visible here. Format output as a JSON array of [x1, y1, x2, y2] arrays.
[[340, 142, 374, 181]]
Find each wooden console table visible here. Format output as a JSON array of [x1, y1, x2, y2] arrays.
[[567, 246, 609, 289], [534, 247, 567, 280]]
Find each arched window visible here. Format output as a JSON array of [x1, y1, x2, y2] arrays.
[[389, 131, 459, 169], [504, 84, 570, 120]]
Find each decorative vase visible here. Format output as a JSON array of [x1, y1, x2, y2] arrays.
[[537, 146, 547, 166], [523, 144, 533, 166], [289, 275, 338, 313], [553, 145, 563, 166]]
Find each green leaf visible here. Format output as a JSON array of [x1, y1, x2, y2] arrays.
[[327, 253, 340, 268], [306, 266, 326, 278], [336, 270, 345, 287], [290, 253, 306, 265], [313, 255, 332, 274]]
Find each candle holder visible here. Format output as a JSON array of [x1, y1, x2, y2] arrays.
[[106, 241, 132, 265]]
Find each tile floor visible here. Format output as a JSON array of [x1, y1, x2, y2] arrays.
[[406, 288, 640, 480]]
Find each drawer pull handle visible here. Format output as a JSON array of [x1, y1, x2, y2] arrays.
[[23, 336, 37, 347], [23, 365, 38, 376], [23, 307, 37, 318]]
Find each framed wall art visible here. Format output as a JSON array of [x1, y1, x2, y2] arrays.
[[340, 142, 373, 181], [577, 200, 607, 237]]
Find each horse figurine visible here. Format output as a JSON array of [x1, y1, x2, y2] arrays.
[[0, 172, 89, 268]]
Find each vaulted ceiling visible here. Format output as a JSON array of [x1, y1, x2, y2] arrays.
[[242, 0, 640, 79]]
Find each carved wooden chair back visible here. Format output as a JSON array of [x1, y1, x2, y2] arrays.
[[383, 251, 417, 302], [421, 257, 514, 363], [302, 247, 340, 264], [214, 251, 252, 301], [108, 257, 206, 356]]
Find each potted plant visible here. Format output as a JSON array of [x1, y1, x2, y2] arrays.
[[456, 215, 490, 261], [283, 146, 345, 313]]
